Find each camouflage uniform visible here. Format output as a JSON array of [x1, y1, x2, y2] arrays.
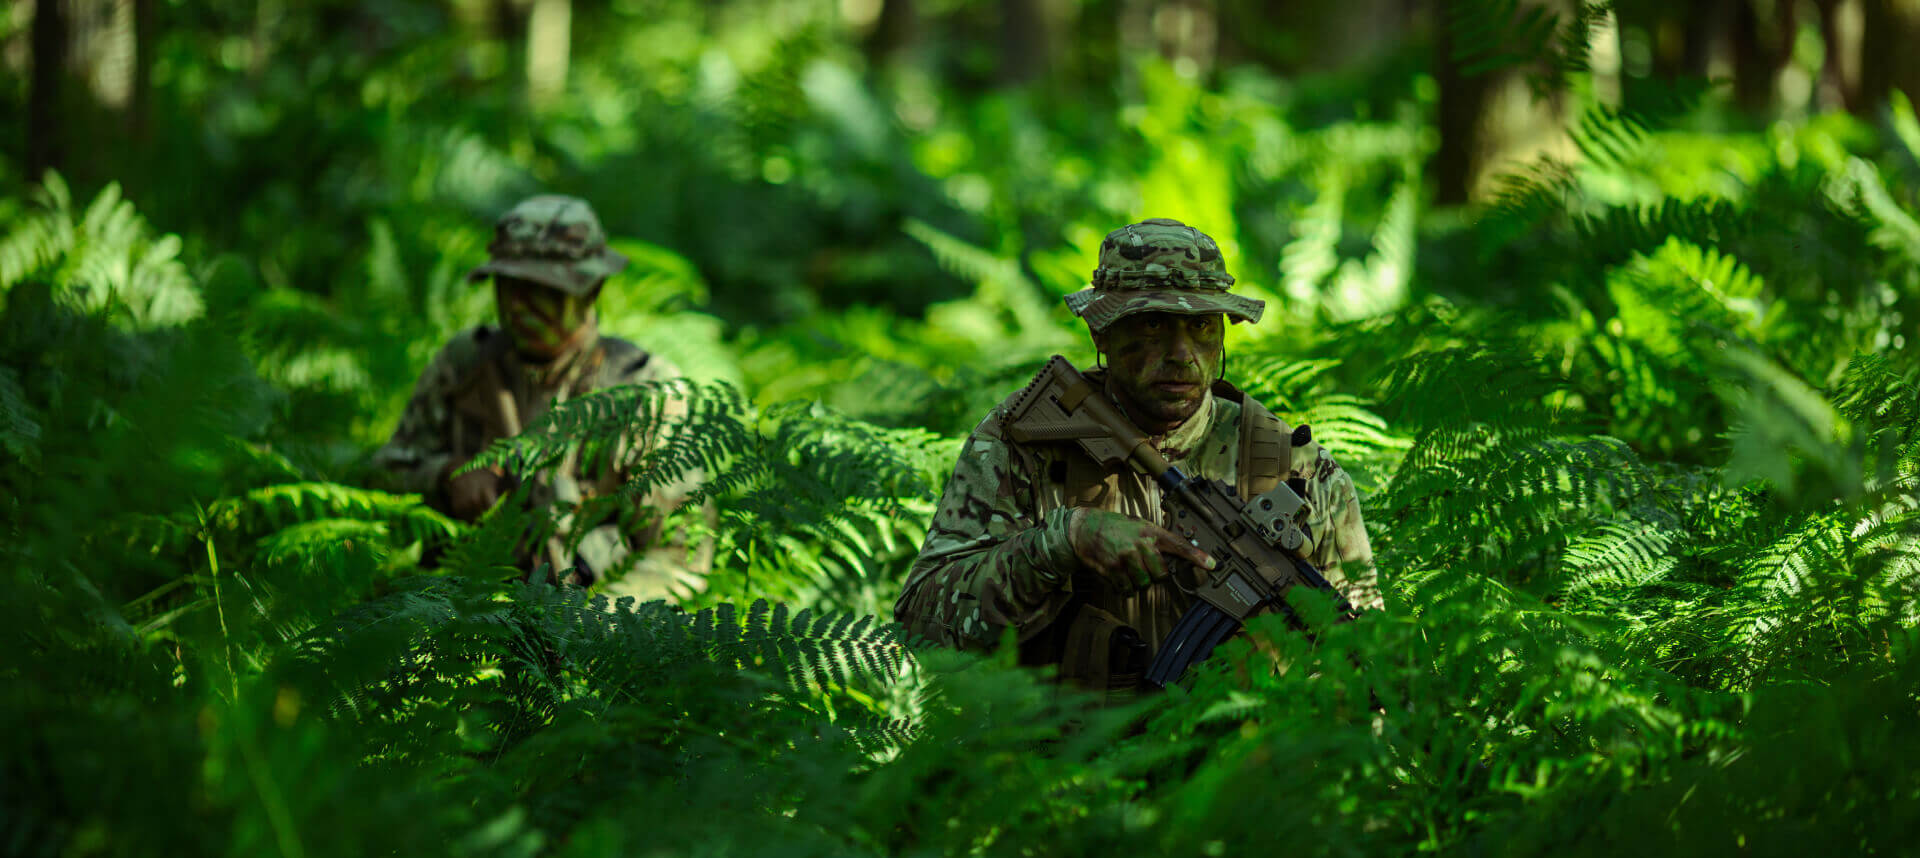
[[895, 218, 1382, 672], [375, 196, 712, 601]]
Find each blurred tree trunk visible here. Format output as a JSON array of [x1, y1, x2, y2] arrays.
[[1680, 0, 1738, 80], [28, 0, 68, 179], [527, 0, 571, 108], [1814, 0, 1860, 111], [1849, 0, 1920, 113], [1876, 0, 1920, 106], [863, 0, 919, 66], [1858, 0, 1893, 109], [1732, 0, 1795, 112], [74, 0, 136, 109], [1436, 0, 1566, 205], [1216, 0, 1416, 72], [132, 0, 154, 139], [1433, 0, 1575, 204], [998, 0, 1047, 83], [250, 0, 278, 78], [1433, 0, 1490, 204], [493, 0, 528, 85]]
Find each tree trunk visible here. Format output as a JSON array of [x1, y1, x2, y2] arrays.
[[1432, 0, 1575, 204], [998, 0, 1047, 84], [863, 0, 919, 67], [1883, 0, 1920, 107], [132, 0, 155, 139], [1814, 0, 1859, 112], [1856, 0, 1895, 112], [1681, 0, 1741, 80], [28, 0, 69, 180], [1732, 0, 1795, 113], [1433, 0, 1493, 204]]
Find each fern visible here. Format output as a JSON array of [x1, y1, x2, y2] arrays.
[[1447, 0, 1608, 93], [0, 173, 203, 328], [0, 366, 41, 469]]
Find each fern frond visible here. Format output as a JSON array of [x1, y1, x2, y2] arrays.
[[1571, 104, 1652, 171], [1448, 0, 1569, 77], [1827, 156, 1920, 268], [0, 367, 42, 468], [1833, 353, 1917, 431], [1484, 156, 1580, 231], [1448, 0, 1606, 95], [694, 598, 907, 694], [1574, 198, 1750, 262], [1279, 166, 1348, 305], [904, 218, 1035, 297], [0, 173, 203, 328], [1560, 508, 1686, 594], [466, 379, 753, 508]]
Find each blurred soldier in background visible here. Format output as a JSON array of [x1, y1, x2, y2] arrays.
[[895, 218, 1383, 695], [375, 195, 712, 601]]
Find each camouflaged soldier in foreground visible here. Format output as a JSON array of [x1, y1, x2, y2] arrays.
[[374, 195, 712, 601], [895, 218, 1382, 689]]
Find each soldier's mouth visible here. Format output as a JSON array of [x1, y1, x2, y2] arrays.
[[1152, 381, 1200, 394]]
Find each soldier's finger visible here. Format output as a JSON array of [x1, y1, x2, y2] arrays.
[[1131, 540, 1163, 590], [1150, 525, 1216, 571]]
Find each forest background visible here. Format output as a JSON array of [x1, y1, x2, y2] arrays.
[[6, 0, 1920, 855]]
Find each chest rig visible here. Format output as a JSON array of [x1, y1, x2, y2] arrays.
[[1010, 369, 1297, 701]]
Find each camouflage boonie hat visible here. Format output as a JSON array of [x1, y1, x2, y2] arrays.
[[1064, 218, 1264, 332], [465, 195, 629, 296]]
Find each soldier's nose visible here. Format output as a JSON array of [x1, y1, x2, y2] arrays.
[[1166, 332, 1196, 362]]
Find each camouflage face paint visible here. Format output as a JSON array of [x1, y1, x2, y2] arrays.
[[1095, 312, 1223, 434], [496, 277, 597, 360]]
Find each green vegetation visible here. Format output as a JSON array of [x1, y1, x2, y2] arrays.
[[5, 1, 1919, 855]]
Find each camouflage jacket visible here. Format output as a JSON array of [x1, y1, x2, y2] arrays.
[[895, 377, 1382, 666], [374, 325, 712, 600]]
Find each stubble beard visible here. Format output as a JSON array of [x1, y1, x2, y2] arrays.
[[1112, 370, 1207, 434]]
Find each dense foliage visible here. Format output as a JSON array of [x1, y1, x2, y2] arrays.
[[6, 2, 1920, 855]]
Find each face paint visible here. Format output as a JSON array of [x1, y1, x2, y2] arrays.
[[1093, 312, 1223, 434], [496, 277, 596, 360]]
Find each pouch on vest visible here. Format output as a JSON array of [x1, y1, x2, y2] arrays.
[[1057, 603, 1151, 704]]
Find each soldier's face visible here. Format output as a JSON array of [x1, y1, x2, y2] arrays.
[[496, 277, 597, 359], [1095, 312, 1224, 431]]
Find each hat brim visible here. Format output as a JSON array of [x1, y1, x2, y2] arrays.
[[1064, 287, 1264, 332], [466, 248, 630, 296]]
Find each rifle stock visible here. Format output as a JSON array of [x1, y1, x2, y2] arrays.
[[1003, 355, 1357, 687]]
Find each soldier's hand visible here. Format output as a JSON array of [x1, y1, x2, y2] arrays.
[[446, 461, 507, 520], [1067, 508, 1214, 595]]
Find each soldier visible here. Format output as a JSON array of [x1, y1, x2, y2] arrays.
[[374, 195, 712, 601], [895, 218, 1382, 693]]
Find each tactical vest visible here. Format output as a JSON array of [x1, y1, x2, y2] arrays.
[[446, 326, 652, 584], [1027, 375, 1298, 700], [449, 326, 627, 445]]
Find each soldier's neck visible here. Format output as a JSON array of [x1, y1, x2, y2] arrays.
[[515, 324, 600, 383]]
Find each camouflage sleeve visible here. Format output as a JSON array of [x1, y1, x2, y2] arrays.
[[372, 332, 481, 507], [894, 416, 1082, 651], [1291, 441, 1384, 612], [616, 352, 716, 590]]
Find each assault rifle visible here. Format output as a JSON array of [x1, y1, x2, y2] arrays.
[[1003, 355, 1357, 687]]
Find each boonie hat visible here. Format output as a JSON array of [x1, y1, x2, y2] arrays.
[[1064, 218, 1264, 332], [466, 195, 629, 296]]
